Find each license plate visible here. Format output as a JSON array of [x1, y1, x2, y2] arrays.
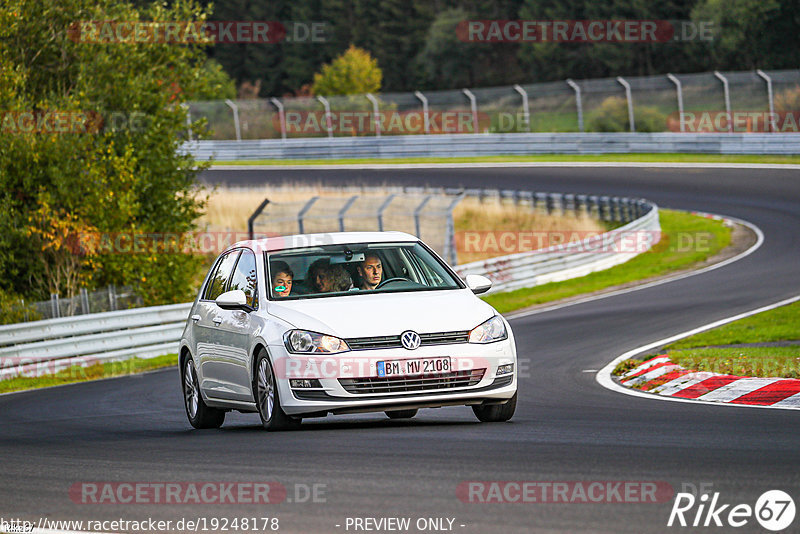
[[376, 356, 451, 377]]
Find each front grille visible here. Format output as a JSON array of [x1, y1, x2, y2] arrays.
[[339, 369, 485, 394], [345, 331, 470, 350]]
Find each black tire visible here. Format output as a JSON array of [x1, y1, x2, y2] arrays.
[[472, 393, 517, 423], [385, 409, 418, 419], [183, 357, 225, 429], [254, 349, 301, 431]]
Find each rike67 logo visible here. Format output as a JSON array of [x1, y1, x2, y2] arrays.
[[668, 486, 795, 531]]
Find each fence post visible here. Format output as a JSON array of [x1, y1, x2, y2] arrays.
[[182, 103, 192, 141], [80, 287, 90, 315], [270, 98, 287, 140], [513, 84, 530, 132], [414, 91, 430, 134], [444, 193, 464, 265], [667, 73, 684, 133], [50, 293, 60, 319], [365, 93, 381, 137], [224, 99, 241, 141], [714, 71, 732, 133], [616, 76, 635, 132], [338, 196, 358, 232], [248, 198, 271, 240], [414, 195, 433, 238], [316, 96, 334, 138], [377, 194, 396, 231], [297, 196, 319, 234], [462, 88, 479, 133], [566, 79, 584, 132], [756, 69, 776, 133], [108, 285, 116, 311]]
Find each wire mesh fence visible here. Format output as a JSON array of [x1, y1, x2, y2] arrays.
[[3, 286, 144, 323], [187, 69, 800, 139]]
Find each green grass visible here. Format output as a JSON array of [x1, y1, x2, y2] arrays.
[[211, 154, 800, 166], [668, 347, 800, 379], [0, 354, 178, 394], [483, 209, 732, 314], [666, 300, 800, 349]]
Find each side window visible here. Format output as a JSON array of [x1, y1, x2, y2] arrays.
[[204, 251, 240, 301], [229, 250, 258, 308]]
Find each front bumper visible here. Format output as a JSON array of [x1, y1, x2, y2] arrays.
[[270, 338, 517, 416]]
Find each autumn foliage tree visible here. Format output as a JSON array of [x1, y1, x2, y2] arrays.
[[311, 45, 382, 96]]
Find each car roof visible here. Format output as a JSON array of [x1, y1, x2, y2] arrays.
[[226, 231, 420, 253]]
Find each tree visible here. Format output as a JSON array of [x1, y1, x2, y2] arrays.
[[311, 45, 382, 95], [0, 0, 233, 306]]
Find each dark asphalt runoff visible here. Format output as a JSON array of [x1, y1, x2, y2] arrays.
[[2, 165, 799, 533]]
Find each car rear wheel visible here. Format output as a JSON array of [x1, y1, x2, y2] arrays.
[[385, 409, 418, 419], [254, 349, 301, 431], [472, 393, 516, 422], [183, 358, 225, 429]]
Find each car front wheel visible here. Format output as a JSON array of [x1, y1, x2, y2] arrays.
[[183, 358, 225, 429], [472, 393, 517, 423], [254, 349, 301, 431]]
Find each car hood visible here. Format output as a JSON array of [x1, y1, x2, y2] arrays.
[[266, 289, 496, 338]]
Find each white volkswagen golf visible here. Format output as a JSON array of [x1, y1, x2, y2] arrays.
[[180, 231, 517, 430]]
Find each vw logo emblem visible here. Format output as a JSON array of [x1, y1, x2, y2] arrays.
[[401, 330, 421, 350]]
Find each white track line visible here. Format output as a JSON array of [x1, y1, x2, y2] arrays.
[[209, 162, 800, 171], [505, 212, 763, 321], [596, 295, 800, 411]]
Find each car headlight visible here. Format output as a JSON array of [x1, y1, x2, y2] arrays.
[[284, 330, 350, 354], [468, 315, 508, 344]]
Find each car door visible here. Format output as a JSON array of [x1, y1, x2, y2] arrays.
[[209, 248, 259, 401], [193, 249, 240, 400]]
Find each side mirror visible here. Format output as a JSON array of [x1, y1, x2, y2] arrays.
[[465, 274, 492, 295], [216, 289, 251, 311]]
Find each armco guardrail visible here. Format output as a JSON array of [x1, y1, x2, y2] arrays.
[[0, 303, 191, 380], [0, 194, 658, 380], [456, 202, 659, 293], [182, 133, 800, 160]]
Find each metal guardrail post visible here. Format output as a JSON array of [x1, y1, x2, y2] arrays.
[[376, 194, 395, 232], [566, 79, 584, 132], [365, 93, 381, 137], [414, 195, 433, 238], [414, 91, 430, 134], [247, 198, 271, 240], [316, 96, 334, 138], [297, 196, 319, 234], [270, 98, 287, 140], [50, 294, 59, 319], [224, 99, 242, 141], [338, 196, 358, 231], [513, 84, 530, 132], [714, 71, 733, 133], [666, 73, 684, 133], [756, 69, 776, 133], [462, 88, 479, 133], [616, 77, 635, 132], [546, 194, 555, 215]]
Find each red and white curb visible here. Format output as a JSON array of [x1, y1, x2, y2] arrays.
[[619, 355, 800, 408], [597, 295, 800, 411]]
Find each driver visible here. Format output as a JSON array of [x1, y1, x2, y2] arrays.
[[357, 253, 383, 290]]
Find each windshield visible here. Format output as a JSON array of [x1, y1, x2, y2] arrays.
[[265, 242, 463, 300]]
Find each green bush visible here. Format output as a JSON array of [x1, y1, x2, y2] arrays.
[[587, 96, 667, 133], [0, 289, 40, 325]]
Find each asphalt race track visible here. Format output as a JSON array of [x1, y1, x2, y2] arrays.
[[2, 165, 799, 533]]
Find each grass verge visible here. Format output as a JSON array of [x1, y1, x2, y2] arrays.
[[211, 154, 800, 166], [484, 209, 732, 314], [0, 354, 178, 394], [668, 347, 800, 379]]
